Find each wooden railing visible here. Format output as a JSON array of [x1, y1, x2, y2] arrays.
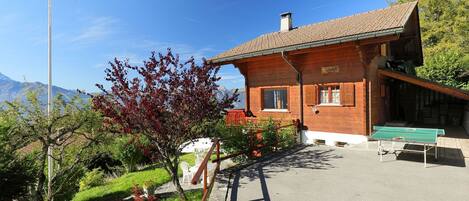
[[191, 138, 220, 201], [190, 114, 300, 200], [189, 137, 265, 200]]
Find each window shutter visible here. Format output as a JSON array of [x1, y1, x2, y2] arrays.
[[304, 85, 318, 106], [340, 83, 355, 106]]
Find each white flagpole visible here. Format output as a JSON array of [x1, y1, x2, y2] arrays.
[[47, 0, 53, 199]]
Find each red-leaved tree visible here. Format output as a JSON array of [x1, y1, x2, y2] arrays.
[[92, 49, 237, 200]]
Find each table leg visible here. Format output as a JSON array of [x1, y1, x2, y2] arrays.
[[391, 141, 395, 153], [424, 144, 427, 168], [435, 145, 438, 160], [379, 140, 383, 162]]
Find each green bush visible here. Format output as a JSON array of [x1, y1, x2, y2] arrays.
[[261, 118, 278, 154], [261, 118, 297, 152], [0, 113, 37, 200], [215, 120, 255, 162], [52, 139, 98, 201], [216, 118, 298, 161], [54, 169, 86, 201], [0, 151, 37, 200], [277, 124, 297, 149], [79, 168, 105, 191], [111, 136, 146, 172]]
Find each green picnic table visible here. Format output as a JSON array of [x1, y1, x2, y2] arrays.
[[371, 126, 445, 167]]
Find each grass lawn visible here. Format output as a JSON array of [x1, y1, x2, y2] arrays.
[[73, 153, 198, 201]]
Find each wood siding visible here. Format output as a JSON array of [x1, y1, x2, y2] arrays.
[[241, 45, 369, 135]]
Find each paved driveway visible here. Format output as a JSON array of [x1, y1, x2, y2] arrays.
[[211, 144, 469, 201]]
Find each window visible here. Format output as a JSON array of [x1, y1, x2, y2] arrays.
[[331, 86, 340, 104], [319, 85, 340, 105], [263, 88, 287, 110], [320, 87, 329, 104]]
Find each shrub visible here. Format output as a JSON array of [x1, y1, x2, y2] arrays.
[[86, 152, 123, 175], [277, 124, 297, 149], [53, 166, 87, 201], [216, 118, 299, 161], [215, 120, 253, 162], [79, 168, 105, 191], [111, 136, 146, 172], [0, 112, 37, 200], [0, 151, 37, 200], [261, 118, 279, 154]]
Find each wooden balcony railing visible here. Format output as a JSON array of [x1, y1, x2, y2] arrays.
[[190, 111, 301, 200], [191, 138, 220, 201]]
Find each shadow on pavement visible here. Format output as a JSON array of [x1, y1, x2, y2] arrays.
[[395, 144, 466, 167], [225, 145, 343, 201]]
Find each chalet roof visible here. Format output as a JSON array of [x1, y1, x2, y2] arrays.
[[378, 69, 469, 101], [211, 1, 418, 63]]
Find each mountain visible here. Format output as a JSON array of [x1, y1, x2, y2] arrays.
[[217, 86, 245, 109], [0, 72, 246, 108], [0, 72, 88, 104]]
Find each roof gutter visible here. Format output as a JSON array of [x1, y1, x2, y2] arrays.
[[281, 51, 304, 143], [212, 27, 404, 64]]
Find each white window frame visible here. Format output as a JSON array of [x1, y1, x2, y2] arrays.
[[319, 85, 341, 106]]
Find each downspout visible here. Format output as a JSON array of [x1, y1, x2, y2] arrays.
[[281, 51, 304, 143]]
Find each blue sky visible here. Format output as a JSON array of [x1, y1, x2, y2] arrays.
[[0, 0, 388, 92]]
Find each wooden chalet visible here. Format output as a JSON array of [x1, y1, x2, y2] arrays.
[[212, 2, 469, 145]]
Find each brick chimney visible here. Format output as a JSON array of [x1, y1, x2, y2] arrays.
[[280, 12, 292, 32]]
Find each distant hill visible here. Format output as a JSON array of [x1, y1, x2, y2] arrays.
[[0, 72, 246, 108], [0, 72, 88, 104]]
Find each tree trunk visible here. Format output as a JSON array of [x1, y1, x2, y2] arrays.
[[45, 191, 53, 201], [170, 166, 187, 201], [33, 147, 48, 201]]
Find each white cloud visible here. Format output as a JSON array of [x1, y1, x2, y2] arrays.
[[70, 16, 117, 43], [93, 63, 107, 69], [218, 73, 244, 89], [130, 40, 219, 61], [97, 39, 221, 71], [219, 73, 244, 81], [99, 52, 146, 67]]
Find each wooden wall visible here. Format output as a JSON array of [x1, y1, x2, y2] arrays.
[[239, 45, 372, 135], [365, 46, 387, 132], [300, 46, 367, 135], [245, 56, 300, 120]]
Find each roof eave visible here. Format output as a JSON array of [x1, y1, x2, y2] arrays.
[[378, 68, 469, 101], [210, 27, 405, 64]]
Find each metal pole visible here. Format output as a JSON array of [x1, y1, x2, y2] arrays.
[[47, 0, 53, 199]]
